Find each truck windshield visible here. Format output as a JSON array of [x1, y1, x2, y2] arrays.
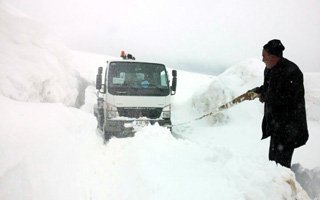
[[107, 62, 170, 96]]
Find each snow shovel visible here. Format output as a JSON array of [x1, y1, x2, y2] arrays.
[[172, 91, 259, 127], [196, 91, 259, 120]]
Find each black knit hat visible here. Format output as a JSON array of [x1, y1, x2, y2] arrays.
[[263, 39, 285, 57]]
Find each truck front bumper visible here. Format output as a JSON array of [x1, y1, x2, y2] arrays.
[[105, 118, 172, 137]]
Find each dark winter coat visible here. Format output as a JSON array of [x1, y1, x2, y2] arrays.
[[254, 58, 309, 148]]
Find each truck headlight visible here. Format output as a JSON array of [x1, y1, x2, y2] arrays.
[[162, 111, 170, 118], [106, 103, 119, 118], [162, 104, 171, 119]]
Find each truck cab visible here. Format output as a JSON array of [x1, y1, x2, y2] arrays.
[[94, 52, 177, 141]]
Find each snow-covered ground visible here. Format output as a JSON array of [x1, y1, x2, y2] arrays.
[[1, 2, 320, 200]]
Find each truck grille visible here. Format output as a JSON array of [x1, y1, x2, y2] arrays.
[[117, 108, 162, 119]]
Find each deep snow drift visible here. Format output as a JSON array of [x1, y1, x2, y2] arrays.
[[0, 2, 78, 106], [1, 2, 320, 200]]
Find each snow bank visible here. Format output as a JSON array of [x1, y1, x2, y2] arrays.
[[0, 95, 99, 200], [0, 2, 79, 106], [191, 58, 264, 124]]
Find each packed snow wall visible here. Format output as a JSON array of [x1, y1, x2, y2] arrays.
[[0, 2, 79, 106]]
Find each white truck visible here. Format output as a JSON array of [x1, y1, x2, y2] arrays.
[[94, 52, 177, 141]]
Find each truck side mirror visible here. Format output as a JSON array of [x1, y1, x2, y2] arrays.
[[96, 67, 103, 90], [171, 70, 177, 95]]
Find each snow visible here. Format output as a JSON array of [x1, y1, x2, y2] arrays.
[[1, 2, 320, 200], [0, 2, 78, 106]]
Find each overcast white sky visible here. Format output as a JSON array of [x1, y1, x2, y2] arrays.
[[5, 0, 320, 73]]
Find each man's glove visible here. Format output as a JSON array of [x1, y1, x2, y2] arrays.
[[244, 91, 259, 100], [248, 87, 260, 93], [247, 87, 264, 102]]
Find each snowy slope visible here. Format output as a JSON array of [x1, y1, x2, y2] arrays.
[[1, 2, 320, 200]]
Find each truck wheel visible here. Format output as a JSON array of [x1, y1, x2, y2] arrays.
[[104, 132, 112, 142], [103, 124, 112, 142], [97, 120, 104, 131], [98, 116, 104, 131]]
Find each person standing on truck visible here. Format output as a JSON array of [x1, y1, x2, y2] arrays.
[[250, 39, 309, 168]]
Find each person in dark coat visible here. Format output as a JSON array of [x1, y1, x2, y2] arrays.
[[250, 39, 309, 168]]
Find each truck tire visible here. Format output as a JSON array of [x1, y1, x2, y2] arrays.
[[103, 124, 112, 142]]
